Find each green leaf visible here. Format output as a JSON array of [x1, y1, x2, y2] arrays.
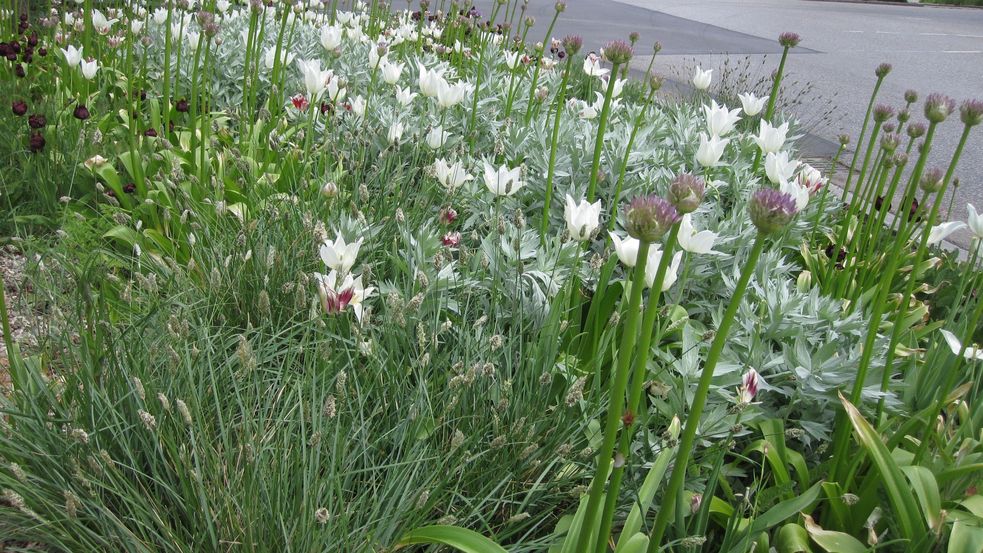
[[960, 496, 983, 518], [724, 481, 823, 553], [616, 533, 649, 553], [615, 447, 673, 552], [776, 523, 812, 553], [839, 392, 926, 543], [948, 517, 983, 553], [803, 514, 868, 553], [901, 465, 942, 530], [103, 225, 141, 249], [396, 525, 507, 553]]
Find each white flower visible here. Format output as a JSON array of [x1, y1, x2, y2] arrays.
[[927, 221, 966, 245], [264, 47, 295, 71], [695, 133, 729, 168], [576, 99, 598, 120], [610, 233, 640, 267], [435, 79, 469, 109], [91, 9, 117, 35], [940, 329, 983, 361], [564, 195, 602, 241], [738, 92, 768, 117], [967, 204, 983, 240], [504, 51, 521, 70], [482, 162, 524, 196], [320, 24, 343, 51], [601, 76, 626, 99], [426, 126, 450, 149], [583, 53, 609, 78], [780, 179, 810, 211], [433, 159, 473, 191], [380, 59, 404, 85], [388, 121, 404, 144], [753, 120, 789, 154], [703, 100, 742, 137], [350, 95, 366, 117], [325, 76, 346, 103], [216, 0, 231, 13], [152, 8, 167, 25], [80, 59, 99, 80], [796, 164, 827, 196], [61, 44, 83, 67], [395, 85, 417, 106], [692, 66, 712, 90], [643, 248, 683, 291], [297, 58, 331, 100], [677, 214, 718, 254], [417, 62, 445, 98], [314, 270, 375, 324], [320, 234, 363, 275], [765, 151, 801, 186], [130, 19, 144, 35]]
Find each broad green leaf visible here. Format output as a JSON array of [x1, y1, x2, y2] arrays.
[[948, 518, 983, 553], [616, 533, 648, 553], [803, 514, 868, 553], [724, 481, 823, 553], [960, 496, 983, 518], [396, 525, 507, 553], [839, 392, 926, 543], [615, 447, 673, 552], [901, 465, 942, 530], [103, 226, 141, 249], [776, 523, 812, 553]]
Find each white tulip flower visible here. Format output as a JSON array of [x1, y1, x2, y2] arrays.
[[692, 66, 712, 90], [940, 329, 983, 361], [738, 92, 768, 117], [677, 214, 718, 254], [703, 100, 742, 137], [482, 162, 524, 196], [753, 120, 790, 154], [320, 234, 364, 276], [695, 133, 729, 168], [564, 195, 602, 241]]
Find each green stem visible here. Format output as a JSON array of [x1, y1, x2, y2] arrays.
[[841, 76, 885, 202], [586, 63, 623, 202], [539, 56, 574, 242], [648, 235, 767, 551]]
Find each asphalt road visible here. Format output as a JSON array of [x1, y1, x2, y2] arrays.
[[466, 0, 983, 248]]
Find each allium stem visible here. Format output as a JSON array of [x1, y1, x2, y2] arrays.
[[540, 55, 575, 242], [608, 85, 659, 231], [763, 45, 790, 122], [647, 234, 766, 551], [586, 63, 623, 202], [575, 240, 651, 552], [523, 10, 561, 122], [841, 75, 886, 202], [808, 142, 846, 246], [594, 224, 680, 553]]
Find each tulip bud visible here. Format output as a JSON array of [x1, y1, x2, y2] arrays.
[[919, 167, 944, 193], [11, 100, 27, 116], [749, 188, 797, 235], [904, 89, 918, 104], [924, 93, 955, 123], [778, 31, 800, 48], [666, 415, 681, 441], [959, 99, 983, 127], [796, 271, 812, 292], [874, 62, 892, 78], [625, 195, 679, 242], [668, 172, 705, 214], [872, 104, 894, 123], [604, 39, 633, 64]]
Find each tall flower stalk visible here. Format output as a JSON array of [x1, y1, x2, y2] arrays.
[[586, 41, 632, 202], [539, 35, 580, 242], [749, 32, 799, 176], [648, 189, 797, 550]]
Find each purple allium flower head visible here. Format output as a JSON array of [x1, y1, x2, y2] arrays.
[[897, 109, 910, 124], [919, 167, 944, 193], [883, 122, 896, 134], [625, 195, 679, 242], [749, 188, 797, 234], [907, 121, 926, 139], [924, 93, 955, 123], [778, 32, 800, 48], [960, 99, 983, 127], [875, 62, 892, 79], [629, 31, 640, 44], [873, 104, 894, 123], [880, 133, 900, 151], [561, 34, 582, 57], [604, 39, 633, 64], [904, 89, 918, 104], [668, 173, 706, 214]]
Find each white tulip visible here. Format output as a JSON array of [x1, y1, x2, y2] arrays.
[[644, 248, 683, 291], [320, 24, 343, 51], [692, 66, 712, 90], [703, 99, 742, 137], [564, 195, 602, 241], [753, 120, 789, 154], [433, 158, 473, 191], [320, 234, 363, 276], [765, 151, 801, 186], [482, 162, 524, 196], [417, 62, 445, 98], [927, 221, 966, 245], [388, 121, 404, 144], [435, 79, 469, 109], [583, 53, 609, 78], [60, 44, 83, 67], [677, 214, 718, 254], [504, 51, 521, 70], [738, 92, 768, 117], [610, 233, 640, 267], [350, 95, 366, 117], [91, 9, 117, 35], [940, 329, 983, 361], [967, 204, 983, 240], [395, 85, 417, 106], [80, 59, 99, 80], [695, 133, 729, 168], [426, 126, 450, 149], [380, 59, 404, 85]]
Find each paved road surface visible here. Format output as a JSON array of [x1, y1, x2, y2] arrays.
[[466, 0, 983, 248]]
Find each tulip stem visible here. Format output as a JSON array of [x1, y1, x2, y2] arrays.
[[647, 234, 766, 552], [586, 63, 622, 203], [574, 240, 651, 553]]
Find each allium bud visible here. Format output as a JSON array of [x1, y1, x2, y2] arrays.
[[11, 100, 27, 116], [629, 31, 640, 44], [561, 34, 582, 57], [604, 39, 633, 65], [893, 152, 908, 167], [907, 122, 926, 139], [838, 134, 850, 145], [778, 32, 800, 48], [653, 42, 662, 54], [959, 99, 983, 127], [625, 195, 679, 242], [668, 172, 705, 214], [904, 89, 918, 104], [749, 188, 797, 235], [919, 167, 944, 193], [872, 104, 894, 123], [883, 123, 896, 134], [554, 1, 566, 12], [524, 16, 534, 27], [874, 62, 892, 78], [880, 133, 899, 151], [924, 93, 955, 123], [897, 109, 910, 124], [648, 73, 663, 91]]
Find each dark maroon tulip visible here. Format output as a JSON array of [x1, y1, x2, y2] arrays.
[[4, 53, 15, 62], [27, 34, 38, 47], [175, 98, 189, 112], [28, 131, 45, 152], [14, 64, 25, 78], [37, 47, 46, 56], [12, 100, 27, 116], [28, 114, 46, 129], [10, 41, 20, 53], [123, 183, 136, 193], [73, 104, 90, 120], [22, 53, 32, 63], [0, 43, 9, 56], [143, 128, 158, 137]]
